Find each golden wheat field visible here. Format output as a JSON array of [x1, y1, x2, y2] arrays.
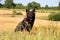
[[0, 9, 60, 40]]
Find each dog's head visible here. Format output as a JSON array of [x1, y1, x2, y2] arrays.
[[26, 9, 35, 21]]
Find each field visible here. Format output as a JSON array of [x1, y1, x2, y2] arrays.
[[0, 9, 60, 40]]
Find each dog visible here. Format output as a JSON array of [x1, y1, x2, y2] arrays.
[[15, 9, 35, 32]]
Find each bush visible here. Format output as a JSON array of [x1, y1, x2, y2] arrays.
[[48, 12, 60, 21], [11, 11, 23, 17], [10, 11, 16, 17], [16, 12, 23, 15], [12, 11, 23, 15]]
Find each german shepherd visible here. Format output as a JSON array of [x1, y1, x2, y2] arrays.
[[15, 9, 35, 32]]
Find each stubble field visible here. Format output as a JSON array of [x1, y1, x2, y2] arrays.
[[0, 9, 60, 40]]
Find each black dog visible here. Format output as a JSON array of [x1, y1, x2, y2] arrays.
[[15, 9, 35, 32]]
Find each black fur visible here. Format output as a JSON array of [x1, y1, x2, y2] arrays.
[[15, 9, 35, 32]]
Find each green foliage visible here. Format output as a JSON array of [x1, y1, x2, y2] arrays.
[[15, 4, 25, 9], [45, 5, 49, 9], [15, 4, 21, 9], [27, 3, 31, 10], [48, 12, 60, 21], [16, 4, 22, 9], [13, 11, 23, 15], [11, 10, 23, 17], [0, 0, 60, 9], [27, 1, 40, 9], [0, 3, 3, 8], [11, 3, 16, 9], [59, 2, 60, 7], [16, 12, 23, 15], [58, 2, 60, 10], [4, 0, 13, 8], [11, 11, 16, 17]]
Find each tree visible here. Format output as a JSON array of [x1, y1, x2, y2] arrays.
[[27, 3, 31, 9], [16, 4, 22, 9], [15, 4, 25, 9], [12, 3, 16, 8], [59, 2, 60, 7], [0, 0, 3, 8], [0, 3, 3, 8], [4, 0, 13, 8], [45, 5, 49, 9], [58, 2, 60, 9], [27, 1, 41, 9]]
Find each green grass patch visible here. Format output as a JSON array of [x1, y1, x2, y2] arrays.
[[48, 12, 60, 21]]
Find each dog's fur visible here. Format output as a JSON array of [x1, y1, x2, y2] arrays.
[[15, 9, 35, 32]]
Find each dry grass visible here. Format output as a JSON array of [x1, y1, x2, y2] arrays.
[[0, 10, 60, 40], [0, 10, 50, 32]]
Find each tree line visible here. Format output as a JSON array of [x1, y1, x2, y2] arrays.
[[0, 0, 60, 10]]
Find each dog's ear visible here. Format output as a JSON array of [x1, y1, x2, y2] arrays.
[[26, 9, 30, 14], [32, 9, 35, 13]]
